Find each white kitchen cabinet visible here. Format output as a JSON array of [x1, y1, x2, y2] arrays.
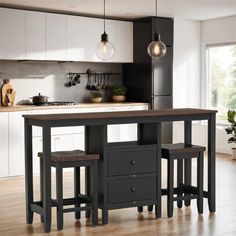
[[32, 135, 74, 174], [26, 11, 46, 60], [0, 8, 25, 60], [0, 113, 9, 177], [8, 111, 30, 176], [67, 15, 86, 61], [46, 13, 67, 60], [73, 133, 85, 151], [1, 105, 148, 178], [106, 19, 133, 63], [52, 134, 74, 152], [85, 17, 103, 62], [84, 17, 133, 62], [0, 8, 133, 62]]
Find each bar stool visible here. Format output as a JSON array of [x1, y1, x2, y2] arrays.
[[161, 143, 205, 218], [38, 150, 99, 230]]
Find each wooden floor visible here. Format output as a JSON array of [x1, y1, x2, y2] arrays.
[[1, 153, 236, 236]]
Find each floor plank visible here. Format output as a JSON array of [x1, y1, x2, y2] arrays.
[[0, 153, 236, 236]]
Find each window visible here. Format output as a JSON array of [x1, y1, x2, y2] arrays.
[[206, 44, 236, 122]]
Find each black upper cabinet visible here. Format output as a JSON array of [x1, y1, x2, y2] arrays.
[[123, 16, 174, 101], [151, 18, 174, 46]]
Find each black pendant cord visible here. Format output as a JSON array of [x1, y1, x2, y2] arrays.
[[155, 0, 158, 39], [155, 0, 157, 17], [104, 0, 106, 33]]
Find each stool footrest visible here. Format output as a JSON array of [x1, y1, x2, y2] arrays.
[[162, 184, 200, 196], [173, 195, 198, 201], [63, 206, 92, 213], [52, 196, 92, 206]]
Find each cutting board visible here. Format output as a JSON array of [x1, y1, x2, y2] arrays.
[[1, 79, 16, 107]]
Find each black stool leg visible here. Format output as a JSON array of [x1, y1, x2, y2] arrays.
[[56, 164, 63, 230], [85, 166, 91, 218], [92, 161, 98, 225], [197, 152, 204, 214], [74, 167, 81, 220], [40, 158, 44, 223], [184, 158, 192, 207], [167, 157, 174, 218], [177, 159, 183, 208], [148, 205, 153, 212], [137, 206, 143, 212]]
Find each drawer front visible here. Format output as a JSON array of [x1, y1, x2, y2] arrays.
[[108, 176, 156, 203], [108, 147, 157, 176]]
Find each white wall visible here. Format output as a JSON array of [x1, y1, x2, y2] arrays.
[[201, 15, 236, 45], [0, 61, 122, 103], [200, 16, 236, 154], [173, 19, 201, 108], [173, 16, 236, 155]]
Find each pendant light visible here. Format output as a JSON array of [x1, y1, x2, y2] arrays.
[[147, 0, 167, 59], [95, 0, 115, 60]]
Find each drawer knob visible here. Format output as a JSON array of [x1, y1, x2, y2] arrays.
[[130, 160, 136, 165], [130, 187, 136, 192]]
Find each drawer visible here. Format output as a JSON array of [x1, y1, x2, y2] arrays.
[[108, 176, 156, 203], [107, 145, 157, 176]]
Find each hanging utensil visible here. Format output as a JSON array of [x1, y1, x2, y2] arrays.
[[105, 74, 110, 90], [86, 74, 91, 90], [91, 73, 96, 90], [96, 74, 102, 90], [102, 73, 106, 89]]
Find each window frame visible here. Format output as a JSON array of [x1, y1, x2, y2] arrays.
[[203, 42, 236, 126]]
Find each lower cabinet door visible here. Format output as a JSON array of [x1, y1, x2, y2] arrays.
[[108, 175, 156, 203]]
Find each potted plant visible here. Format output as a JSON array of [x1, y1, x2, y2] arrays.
[[111, 85, 127, 102], [91, 92, 102, 103], [225, 110, 236, 160]]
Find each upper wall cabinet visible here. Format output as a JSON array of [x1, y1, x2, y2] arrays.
[[0, 8, 26, 59], [46, 13, 67, 60], [26, 11, 46, 60], [67, 16, 133, 62], [0, 8, 133, 62], [106, 20, 133, 63], [84, 17, 103, 62], [67, 15, 87, 61]]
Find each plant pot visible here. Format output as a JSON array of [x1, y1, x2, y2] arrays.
[[91, 97, 102, 103], [232, 148, 236, 160], [112, 95, 126, 103]]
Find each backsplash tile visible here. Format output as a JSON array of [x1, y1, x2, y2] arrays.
[[0, 61, 122, 104]]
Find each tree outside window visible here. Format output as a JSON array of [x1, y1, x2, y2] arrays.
[[209, 44, 236, 122]]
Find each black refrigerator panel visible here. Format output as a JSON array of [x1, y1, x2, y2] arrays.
[[123, 63, 152, 102], [152, 95, 173, 109], [152, 46, 173, 96], [152, 96, 173, 144]]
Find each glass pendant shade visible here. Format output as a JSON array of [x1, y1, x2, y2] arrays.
[[95, 32, 115, 60], [147, 33, 167, 59]]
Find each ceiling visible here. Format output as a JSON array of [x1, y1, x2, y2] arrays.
[[0, 0, 236, 21]]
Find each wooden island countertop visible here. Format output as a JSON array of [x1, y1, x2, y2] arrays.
[[23, 108, 217, 122]]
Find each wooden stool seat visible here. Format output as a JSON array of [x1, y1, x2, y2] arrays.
[[38, 149, 99, 230], [161, 143, 206, 156], [38, 150, 99, 162], [161, 143, 205, 218]]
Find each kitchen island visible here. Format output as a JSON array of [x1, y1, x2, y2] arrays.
[[23, 108, 216, 232]]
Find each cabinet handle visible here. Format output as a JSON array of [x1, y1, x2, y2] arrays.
[[130, 187, 136, 192], [130, 160, 136, 165]]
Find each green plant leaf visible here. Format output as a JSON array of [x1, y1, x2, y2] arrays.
[[228, 136, 236, 143]]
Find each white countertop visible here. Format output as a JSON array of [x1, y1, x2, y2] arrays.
[[0, 102, 149, 112]]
